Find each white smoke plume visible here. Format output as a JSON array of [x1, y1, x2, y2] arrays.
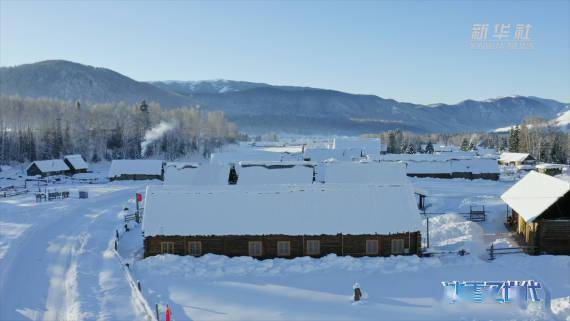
[[141, 121, 175, 155]]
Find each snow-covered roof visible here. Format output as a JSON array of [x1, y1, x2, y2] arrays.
[[324, 162, 409, 185], [501, 171, 570, 222], [26, 159, 69, 173], [142, 184, 422, 236], [165, 162, 200, 170], [372, 157, 498, 174], [63, 154, 88, 170], [257, 146, 304, 154], [499, 152, 531, 163], [333, 137, 381, 155], [108, 160, 164, 178], [210, 150, 290, 164], [236, 162, 314, 185], [304, 148, 361, 162], [238, 161, 315, 168], [535, 163, 565, 169], [374, 154, 475, 162], [165, 163, 229, 185]]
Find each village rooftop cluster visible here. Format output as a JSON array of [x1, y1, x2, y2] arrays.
[[18, 137, 570, 258]]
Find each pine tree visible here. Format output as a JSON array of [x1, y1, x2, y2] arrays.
[[425, 141, 434, 154], [549, 133, 566, 164], [460, 138, 470, 151], [508, 126, 520, 152], [387, 132, 397, 154]]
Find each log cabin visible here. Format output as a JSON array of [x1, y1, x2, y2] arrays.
[[499, 152, 536, 167], [164, 163, 231, 186], [26, 159, 70, 177], [535, 163, 565, 176], [63, 154, 89, 174], [108, 160, 165, 181], [366, 154, 500, 181], [236, 161, 316, 185], [142, 183, 422, 259], [502, 171, 570, 255]]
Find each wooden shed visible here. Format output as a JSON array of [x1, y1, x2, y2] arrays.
[[502, 171, 570, 255], [535, 163, 565, 176], [26, 159, 70, 177], [63, 154, 89, 174], [108, 160, 165, 181], [499, 152, 536, 167], [142, 184, 422, 259]]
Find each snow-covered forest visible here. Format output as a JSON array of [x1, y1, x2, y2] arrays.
[[0, 96, 240, 163], [373, 124, 570, 164]]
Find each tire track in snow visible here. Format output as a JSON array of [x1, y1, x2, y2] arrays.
[[0, 185, 146, 321], [43, 232, 89, 321]]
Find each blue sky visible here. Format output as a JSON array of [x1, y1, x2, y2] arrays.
[[1, 1, 568, 104]]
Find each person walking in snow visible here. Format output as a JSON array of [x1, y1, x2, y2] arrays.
[[165, 304, 172, 321]]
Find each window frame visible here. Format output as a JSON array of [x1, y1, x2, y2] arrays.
[[391, 239, 405, 255], [248, 241, 263, 257], [160, 241, 175, 254], [306, 240, 320, 256], [365, 239, 379, 255], [277, 241, 291, 257], [188, 241, 202, 256]]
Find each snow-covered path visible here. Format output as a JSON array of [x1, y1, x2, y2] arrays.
[[0, 185, 150, 321]]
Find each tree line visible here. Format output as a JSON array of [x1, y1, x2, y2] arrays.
[[368, 118, 569, 164], [0, 96, 241, 164]]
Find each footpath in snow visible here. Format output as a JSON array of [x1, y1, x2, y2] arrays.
[[0, 182, 153, 321]]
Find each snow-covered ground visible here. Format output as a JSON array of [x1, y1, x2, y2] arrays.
[[1, 160, 569, 321], [0, 165, 157, 321]]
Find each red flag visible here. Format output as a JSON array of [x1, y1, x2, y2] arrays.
[[136, 193, 142, 202], [165, 305, 172, 321]]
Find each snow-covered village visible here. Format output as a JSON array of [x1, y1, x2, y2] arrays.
[[1, 2, 570, 321]]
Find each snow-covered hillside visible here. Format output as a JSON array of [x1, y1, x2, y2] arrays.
[[494, 108, 570, 133]]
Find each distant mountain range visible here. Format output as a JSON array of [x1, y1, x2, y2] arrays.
[[1, 60, 568, 134]]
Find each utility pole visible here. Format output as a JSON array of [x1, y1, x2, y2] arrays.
[[426, 214, 430, 249]]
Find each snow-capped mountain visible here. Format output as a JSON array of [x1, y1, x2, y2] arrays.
[[150, 80, 272, 95], [1, 60, 568, 134]]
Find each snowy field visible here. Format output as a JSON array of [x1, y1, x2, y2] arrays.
[[1, 162, 569, 321]]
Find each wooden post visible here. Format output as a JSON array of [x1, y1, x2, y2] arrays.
[[341, 233, 344, 256], [426, 215, 430, 248]]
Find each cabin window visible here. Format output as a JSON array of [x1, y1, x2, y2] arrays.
[[188, 241, 202, 256], [391, 239, 405, 255], [248, 241, 263, 257], [160, 242, 175, 254], [366, 240, 379, 255], [306, 240, 320, 255], [277, 241, 291, 256]]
